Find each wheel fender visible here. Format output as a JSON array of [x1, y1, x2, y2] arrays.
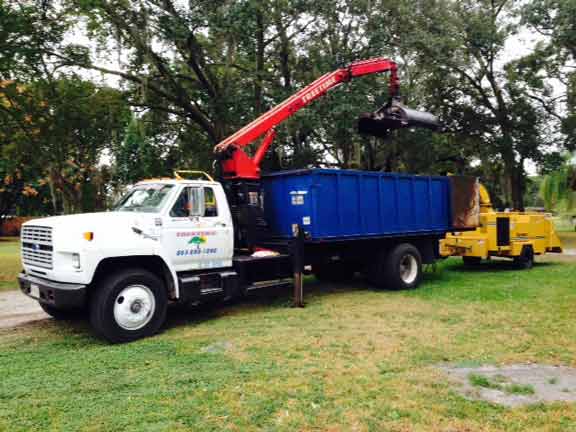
[[154, 251, 180, 298], [90, 254, 180, 299]]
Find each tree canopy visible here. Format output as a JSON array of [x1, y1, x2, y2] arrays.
[[1, 0, 574, 217]]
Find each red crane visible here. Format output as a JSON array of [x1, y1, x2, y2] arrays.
[[214, 57, 438, 180]]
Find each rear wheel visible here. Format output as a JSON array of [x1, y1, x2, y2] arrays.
[[40, 303, 84, 320], [90, 268, 167, 343], [462, 256, 482, 266], [370, 243, 422, 290], [514, 246, 534, 270]]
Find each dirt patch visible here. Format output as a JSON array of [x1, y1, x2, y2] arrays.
[[538, 249, 576, 263], [200, 340, 234, 353], [443, 364, 576, 407], [0, 290, 48, 329]]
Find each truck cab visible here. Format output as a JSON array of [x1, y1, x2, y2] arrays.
[[18, 174, 248, 342]]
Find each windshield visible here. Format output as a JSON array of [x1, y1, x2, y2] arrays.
[[113, 184, 175, 213]]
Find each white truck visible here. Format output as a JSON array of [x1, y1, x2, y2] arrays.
[[19, 175, 295, 342], [19, 169, 475, 343]]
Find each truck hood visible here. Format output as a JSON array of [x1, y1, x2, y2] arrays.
[[23, 211, 161, 253], [28, 211, 152, 228]]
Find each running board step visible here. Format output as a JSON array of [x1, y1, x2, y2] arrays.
[[200, 286, 224, 296], [245, 278, 293, 292]]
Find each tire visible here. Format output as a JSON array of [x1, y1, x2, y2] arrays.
[[313, 262, 356, 283], [514, 246, 534, 270], [40, 303, 84, 320], [462, 256, 482, 266], [370, 243, 422, 290], [90, 268, 168, 343]]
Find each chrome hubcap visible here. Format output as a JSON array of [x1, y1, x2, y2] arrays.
[[399, 254, 418, 284], [113, 284, 156, 330]]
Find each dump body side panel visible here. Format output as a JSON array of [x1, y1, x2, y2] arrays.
[[262, 169, 459, 241]]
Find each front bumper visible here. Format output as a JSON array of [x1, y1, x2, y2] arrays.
[[18, 273, 87, 309]]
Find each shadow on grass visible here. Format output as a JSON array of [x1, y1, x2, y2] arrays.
[[447, 260, 558, 274], [164, 278, 375, 331], [5, 278, 379, 345], [14, 258, 567, 344], [419, 260, 558, 285]]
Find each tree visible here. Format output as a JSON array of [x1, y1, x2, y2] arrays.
[[0, 76, 130, 215], [522, 0, 576, 151], [57, 0, 489, 179], [114, 114, 183, 186], [540, 157, 576, 211], [3, 0, 572, 218], [366, 0, 565, 210], [0, 1, 69, 219], [38, 77, 130, 213]]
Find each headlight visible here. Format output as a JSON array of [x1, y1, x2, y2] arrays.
[[72, 253, 81, 269]]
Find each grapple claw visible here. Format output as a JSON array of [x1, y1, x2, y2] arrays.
[[358, 98, 442, 137]]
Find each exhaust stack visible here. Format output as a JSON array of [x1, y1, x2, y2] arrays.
[[358, 98, 442, 138]]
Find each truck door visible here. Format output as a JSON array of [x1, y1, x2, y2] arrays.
[[163, 185, 233, 271]]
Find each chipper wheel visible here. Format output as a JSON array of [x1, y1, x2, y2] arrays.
[[514, 245, 534, 270], [369, 243, 423, 290]]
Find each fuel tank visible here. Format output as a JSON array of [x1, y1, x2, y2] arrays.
[[358, 98, 442, 137]]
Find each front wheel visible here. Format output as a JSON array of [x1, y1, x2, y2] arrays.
[[370, 243, 423, 290], [90, 269, 168, 343]]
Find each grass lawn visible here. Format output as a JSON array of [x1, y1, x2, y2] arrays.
[[2, 251, 576, 430], [0, 237, 20, 291]]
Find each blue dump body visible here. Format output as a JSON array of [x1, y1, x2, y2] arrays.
[[262, 168, 453, 240]]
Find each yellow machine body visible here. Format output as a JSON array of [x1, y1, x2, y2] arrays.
[[440, 184, 563, 261]]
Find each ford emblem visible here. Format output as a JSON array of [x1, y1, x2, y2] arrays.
[[32, 243, 40, 251]]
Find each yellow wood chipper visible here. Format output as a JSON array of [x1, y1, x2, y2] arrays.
[[440, 183, 563, 269]]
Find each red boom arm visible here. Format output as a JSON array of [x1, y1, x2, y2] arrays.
[[214, 58, 399, 180]]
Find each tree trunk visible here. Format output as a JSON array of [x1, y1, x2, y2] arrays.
[[276, 17, 292, 91], [254, 7, 265, 115], [510, 164, 525, 211], [499, 125, 525, 211], [47, 169, 59, 214]]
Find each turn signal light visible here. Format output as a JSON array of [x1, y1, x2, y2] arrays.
[[83, 232, 94, 241]]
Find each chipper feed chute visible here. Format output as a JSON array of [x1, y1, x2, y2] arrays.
[[358, 98, 442, 137]]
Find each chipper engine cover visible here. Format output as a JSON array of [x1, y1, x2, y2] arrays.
[[358, 98, 442, 137]]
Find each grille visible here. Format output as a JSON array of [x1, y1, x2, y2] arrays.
[[21, 225, 53, 269]]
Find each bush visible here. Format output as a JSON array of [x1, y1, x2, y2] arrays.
[[0, 217, 38, 236]]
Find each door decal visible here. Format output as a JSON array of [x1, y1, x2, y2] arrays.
[[176, 231, 218, 256]]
